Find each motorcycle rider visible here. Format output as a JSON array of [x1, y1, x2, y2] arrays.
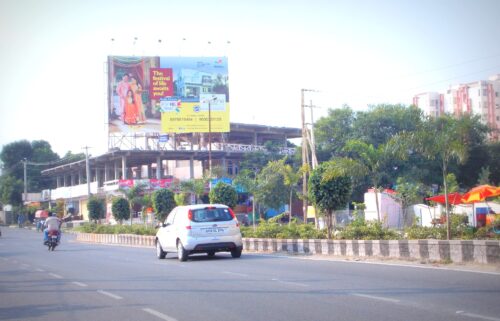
[[43, 212, 62, 245]]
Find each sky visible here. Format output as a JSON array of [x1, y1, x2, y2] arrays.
[[1, 0, 500, 157]]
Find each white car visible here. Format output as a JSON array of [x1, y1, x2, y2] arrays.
[[155, 204, 243, 261]]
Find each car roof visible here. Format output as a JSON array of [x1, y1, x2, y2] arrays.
[[178, 204, 229, 210]]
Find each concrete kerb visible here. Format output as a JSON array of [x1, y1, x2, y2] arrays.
[[74, 233, 499, 265]]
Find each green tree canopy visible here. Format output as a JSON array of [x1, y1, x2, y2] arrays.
[[152, 188, 176, 222], [309, 162, 352, 238], [87, 196, 106, 223], [111, 197, 130, 224], [209, 182, 238, 208]]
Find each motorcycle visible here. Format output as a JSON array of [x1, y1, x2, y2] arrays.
[[46, 230, 60, 251]]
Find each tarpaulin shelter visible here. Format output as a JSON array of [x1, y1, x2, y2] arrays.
[[425, 192, 463, 205], [461, 185, 500, 203]]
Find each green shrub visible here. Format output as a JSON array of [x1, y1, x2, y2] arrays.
[[339, 220, 400, 240], [405, 225, 446, 240], [73, 223, 156, 236]]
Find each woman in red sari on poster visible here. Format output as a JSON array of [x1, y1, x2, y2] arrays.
[[124, 89, 138, 124], [130, 76, 146, 123]]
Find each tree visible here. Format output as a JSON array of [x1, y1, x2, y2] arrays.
[[412, 115, 470, 239], [477, 166, 491, 185], [124, 185, 145, 224], [209, 182, 237, 209], [254, 161, 288, 218], [152, 189, 176, 222], [87, 196, 106, 223], [309, 162, 352, 238], [314, 105, 355, 161], [233, 168, 259, 229], [353, 104, 423, 147], [267, 158, 306, 224], [394, 177, 425, 227], [0, 175, 23, 206], [337, 138, 406, 222], [111, 197, 130, 224]]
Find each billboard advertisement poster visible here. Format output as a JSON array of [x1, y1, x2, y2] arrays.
[[108, 56, 229, 135]]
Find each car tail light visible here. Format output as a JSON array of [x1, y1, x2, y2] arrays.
[[228, 208, 236, 219], [188, 209, 193, 221], [185, 225, 192, 230]]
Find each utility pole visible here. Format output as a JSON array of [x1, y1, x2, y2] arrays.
[[83, 146, 91, 197], [22, 158, 27, 204], [301, 89, 320, 223]]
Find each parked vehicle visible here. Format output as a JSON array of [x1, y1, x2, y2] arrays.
[[155, 204, 243, 261]]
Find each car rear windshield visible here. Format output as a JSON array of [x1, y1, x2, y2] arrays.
[[191, 208, 233, 223]]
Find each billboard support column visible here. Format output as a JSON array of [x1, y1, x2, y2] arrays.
[[156, 156, 162, 179], [190, 156, 194, 179], [122, 156, 127, 180]]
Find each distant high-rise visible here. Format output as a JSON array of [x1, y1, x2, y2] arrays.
[[413, 74, 500, 141]]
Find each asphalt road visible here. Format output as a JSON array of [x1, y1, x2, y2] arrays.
[[1, 227, 499, 321]]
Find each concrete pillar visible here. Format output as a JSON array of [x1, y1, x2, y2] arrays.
[[79, 170, 83, 184], [96, 168, 101, 187], [71, 174, 75, 186], [122, 156, 127, 179], [222, 157, 227, 174], [190, 156, 194, 179], [114, 161, 119, 180], [156, 156, 161, 179], [104, 163, 109, 182], [147, 164, 152, 179], [253, 131, 258, 145]]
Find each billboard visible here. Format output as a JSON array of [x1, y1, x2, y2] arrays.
[[108, 56, 229, 134]]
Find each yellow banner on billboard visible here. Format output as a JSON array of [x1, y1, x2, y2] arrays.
[[160, 95, 230, 133]]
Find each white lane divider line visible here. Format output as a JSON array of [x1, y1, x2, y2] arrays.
[[49, 273, 63, 279], [20, 264, 30, 269], [456, 311, 500, 321], [97, 290, 123, 300], [351, 293, 400, 303], [142, 308, 178, 321], [72, 281, 88, 287], [271, 278, 309, 287], [222, 271, 249, 277], [35, 268, 45, 272]]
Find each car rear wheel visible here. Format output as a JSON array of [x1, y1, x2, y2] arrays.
[[207, 251, 215, 257], [156, 240, 166, 259], [177, 241, 188, 262], [231, 247, 242, 258]]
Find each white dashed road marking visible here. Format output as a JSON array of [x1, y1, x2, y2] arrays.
[[222, 271, 249, 277], [72, 281, 88, 287], [35, 268, 45, 272], [271, 278, 309, 287], [49, 273, 63, 279], [351, 293, 400, 303], [142, 308, 178, 321], [456, 311, 500, 321], [97, 290, 123, 300]]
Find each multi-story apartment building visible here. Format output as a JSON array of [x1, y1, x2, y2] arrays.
[[413, 74, 500, 141]]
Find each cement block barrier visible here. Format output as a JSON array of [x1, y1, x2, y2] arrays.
[[243, 238, 500, 265], [75, 233, 499, 265]]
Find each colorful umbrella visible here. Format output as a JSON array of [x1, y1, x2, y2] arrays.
[[425, 192, 463, 205], [461, 185, 500, 203]]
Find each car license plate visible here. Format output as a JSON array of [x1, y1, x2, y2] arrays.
[[204, 228, 225, 233]]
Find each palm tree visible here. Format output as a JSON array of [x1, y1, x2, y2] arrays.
[[412, 115, 469, 239], [324, 139, 406, 222], [268, 158, 307, 225]]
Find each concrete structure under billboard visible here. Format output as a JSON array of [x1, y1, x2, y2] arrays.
[[41, 123, 301, 221]]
